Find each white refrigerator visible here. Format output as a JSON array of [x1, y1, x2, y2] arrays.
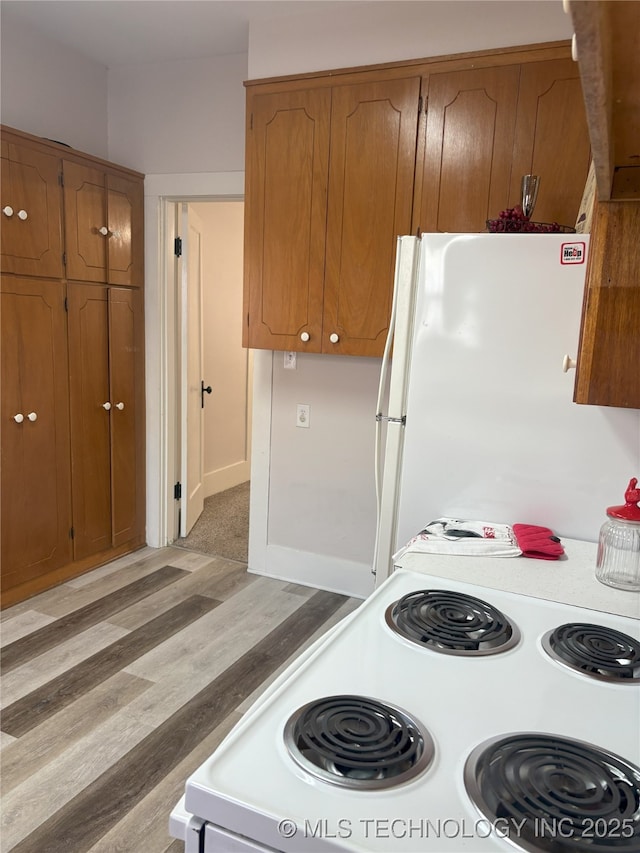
[[373, 233, 640, 585]]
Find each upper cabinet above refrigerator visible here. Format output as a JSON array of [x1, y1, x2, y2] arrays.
[[243, 42, 591, 358]]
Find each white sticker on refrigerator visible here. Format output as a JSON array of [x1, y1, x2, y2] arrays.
[[560, 242, 586, 264]]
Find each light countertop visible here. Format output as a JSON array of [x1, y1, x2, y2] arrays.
[[395, 538, 640, 620]]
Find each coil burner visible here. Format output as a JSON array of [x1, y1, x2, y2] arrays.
[[283, 695, 434, 790], [385, 589, 520, 655], [541, 623, 640, 683], [465, 733, 640, 852]]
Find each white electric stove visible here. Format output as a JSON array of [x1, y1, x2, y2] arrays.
[[171, 547, 640, 853]]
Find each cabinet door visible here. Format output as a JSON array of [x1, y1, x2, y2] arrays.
[[1, 277, 72, 589], [509, 59, 591, 229], [67, 284, 112, 559], [107, 174, 144, 287], [109, 287, 145, 545], [1, 146, 63, 278], [419, 65, 520, 233], [63, 161, 108, 283], [244, 87, 331, 352], [323, 77, 421, 357]]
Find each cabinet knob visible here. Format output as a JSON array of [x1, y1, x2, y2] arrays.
[[17, 209, 28, 220], [98, 226, 110, 236], [329, 333, 340, 344], [300, 332, 310, 342], [115, 401, 125, 410], [571, 33, 578, 62], [13, 413, 24, 423], [3, 205, 14, 217], [27, 411, 37, 422], [562, 355, 577, 372], [102, 401, 112, 410]]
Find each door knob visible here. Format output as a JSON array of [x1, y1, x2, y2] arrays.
[[102, 402, 112, 410], [3, 206, 14, 217], [27, 412, 37, 422], [98, 226, 109, 236], [562, 355, 577, 372], [115, 402, 125, 410], [329, 333, 339, 343], [13, 413, 24, 423], [201, 381, 212, 408], [17, 209, 28, 220], [300, 332, 310, 342]]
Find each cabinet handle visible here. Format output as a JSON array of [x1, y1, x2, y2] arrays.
[[3, 205, 14, 217], [27, 412, 37, 422], [562, 355, 577, 372], [300, 332, 310, 342], [115, 401, 125, 410], [329, 333, 340, 344], [98, 226, 110, 236], [13, 413, 24, 423], [17, 209, 28, 220], [102, 401, 112, 410], [571, 33, 578, 62]]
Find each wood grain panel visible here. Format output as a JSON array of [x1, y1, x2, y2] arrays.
[[107, 173, 144, 286], [1, 278, 73, 590], [420, 65, 520, 232], [9, 590, 346, 852], [1, 145, 63, 278], [323, 77, 420, 355], [574, 200, 640, 408], [1, 595, 219, 737], [244, 87, 330, 351], [1, 565, 187, 672], [63, 160, 108, 282], [508, 59, 591, 228]]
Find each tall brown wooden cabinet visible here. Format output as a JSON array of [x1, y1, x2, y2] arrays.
[[1, 125, 146, 607]]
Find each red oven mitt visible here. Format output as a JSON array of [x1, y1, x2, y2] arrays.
[[513, 524, 565, 560]]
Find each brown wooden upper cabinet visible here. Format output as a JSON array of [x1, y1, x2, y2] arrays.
[[244, 44, 591, 358], [1, 143, 64, 278], [63, 160, 144, 287], [417, 58, 590, 234], [244, 77, 421, 356]]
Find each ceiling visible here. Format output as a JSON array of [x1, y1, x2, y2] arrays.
[[0, 0, 379, 67]]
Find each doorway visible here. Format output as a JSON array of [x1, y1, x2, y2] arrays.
[[168, 198, 252, 559]]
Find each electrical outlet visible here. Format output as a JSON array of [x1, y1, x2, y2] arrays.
[[284, 351, 297, 369], [296, 403, 310, 428]]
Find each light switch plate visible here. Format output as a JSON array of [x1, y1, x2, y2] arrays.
[[296, 404, 310, 428]]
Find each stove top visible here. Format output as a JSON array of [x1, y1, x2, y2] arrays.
[[184, 570, 640, 852]]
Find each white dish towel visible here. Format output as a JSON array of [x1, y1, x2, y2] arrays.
[[393, 517, 522, 560]]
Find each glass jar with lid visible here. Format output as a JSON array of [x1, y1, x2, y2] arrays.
[[595, 478, 640, 591]]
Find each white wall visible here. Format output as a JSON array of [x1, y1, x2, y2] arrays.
[[248, 0, 572, 77], [107, 53, 247, 173], [0, 6, 108, 156], [190, 201, 251, 496]]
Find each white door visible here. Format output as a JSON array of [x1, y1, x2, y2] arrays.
[[180, 204, 206, 536]]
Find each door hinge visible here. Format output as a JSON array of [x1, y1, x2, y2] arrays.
[[64, 296, 68, 312], [59, 172, 64, 186], [62, 251, 67, 267], [69, 527, 75, 539], [174, 237, 183, 257], [174, 481, 182, 500]]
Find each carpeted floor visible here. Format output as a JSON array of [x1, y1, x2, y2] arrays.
[[174, 480, 249, 563]]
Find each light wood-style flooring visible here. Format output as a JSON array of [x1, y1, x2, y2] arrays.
[[0, 546, 362, 852]]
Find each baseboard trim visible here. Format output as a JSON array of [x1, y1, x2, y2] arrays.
[[248, 544, 372, 599], [204, 462, 250, 498]]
